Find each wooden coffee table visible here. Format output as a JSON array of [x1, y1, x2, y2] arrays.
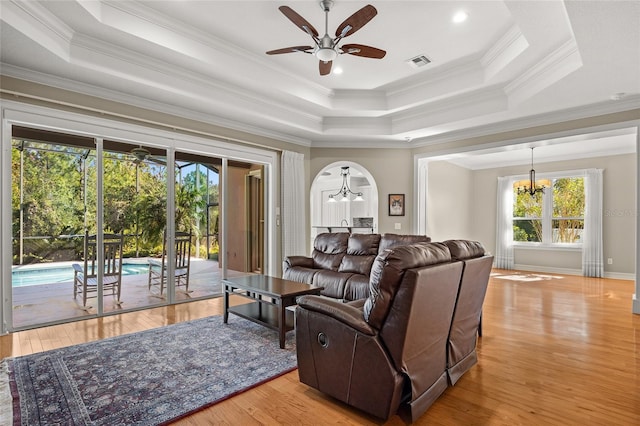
[[222, 275, 323, 348]]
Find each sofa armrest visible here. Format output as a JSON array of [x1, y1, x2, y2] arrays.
[[284, 255, 314, 269], [297, 295, 375, 336]]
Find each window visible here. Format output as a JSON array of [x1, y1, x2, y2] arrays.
[[513, 176, 584, 245]]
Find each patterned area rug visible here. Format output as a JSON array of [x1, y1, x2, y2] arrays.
[[1, 315, 297, 425]]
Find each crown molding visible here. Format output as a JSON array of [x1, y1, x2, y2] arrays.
[[2, 0, 74, 60], [69, 34, 322, 128], [4, 62, 638, 151], [481, 24, 529, 81], [409, 95, 640, 148], [0, 64, 313, 147], [392, 85, 508, 132], [75, 0, 334, 102], [506, 38, 582, 105], [330, 90, 388, 113]]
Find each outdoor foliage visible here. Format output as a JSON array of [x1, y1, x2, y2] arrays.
[[513, 177, 584, 243], [12, 141, 218, 264], [552, 177, 584, 243], [513, 190, 543, 242]]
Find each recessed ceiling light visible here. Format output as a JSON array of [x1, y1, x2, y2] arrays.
[[333, 67, 343, 75], [452, 11, 468, 23]]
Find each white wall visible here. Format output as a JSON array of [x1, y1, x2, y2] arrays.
[[426, 161, 474, 241]]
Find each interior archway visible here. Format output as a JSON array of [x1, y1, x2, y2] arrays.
[[310, 161, 379, 242]]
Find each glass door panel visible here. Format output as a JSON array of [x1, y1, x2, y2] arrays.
[[11, 133, 97, 328], [173, 152, 221, 299], [102, 142, 167, 311]]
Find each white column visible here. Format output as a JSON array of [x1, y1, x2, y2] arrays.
[[633, 126, 640, 314], [414, 156, 429, 235], [96, 138, 104, 314]]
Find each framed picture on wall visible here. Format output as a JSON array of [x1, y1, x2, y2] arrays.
[[388, 194, 405, 216]]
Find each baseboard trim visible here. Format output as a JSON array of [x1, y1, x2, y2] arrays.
[[604, 272, 637, 281], [512, 264, 635, 281], [513, 264, 581, 276]]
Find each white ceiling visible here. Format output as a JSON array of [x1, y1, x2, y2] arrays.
[[441, 127, 637, 169], [1, 0, 639, 160]]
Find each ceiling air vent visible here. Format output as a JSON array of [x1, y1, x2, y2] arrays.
[[406, 55, 431, 68]]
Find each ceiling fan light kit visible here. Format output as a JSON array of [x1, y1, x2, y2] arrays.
[[317, 47, 337, 62], [266, 1, 386, 75], [131, 146, 150, 162]]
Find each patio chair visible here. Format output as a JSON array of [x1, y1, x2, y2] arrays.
[[73, 232, 124, 309], [148, 230, 192, 296]]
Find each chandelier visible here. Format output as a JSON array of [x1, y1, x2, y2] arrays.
[[327, 166, 364, 202], [514, 147, 551, 196]]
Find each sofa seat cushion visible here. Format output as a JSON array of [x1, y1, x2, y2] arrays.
[[312, 270, 354, 299], [282, 266, 318, 285], [343, 274, 369, 301]]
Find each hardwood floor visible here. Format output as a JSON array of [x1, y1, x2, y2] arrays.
[[1, 270, 639, 425]]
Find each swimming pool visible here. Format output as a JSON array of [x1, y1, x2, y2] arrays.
[[11, 263, 149, 287]]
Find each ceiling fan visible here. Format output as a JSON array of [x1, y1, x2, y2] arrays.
[[266, 1, 386, 76], [130, 146, 166, 166]]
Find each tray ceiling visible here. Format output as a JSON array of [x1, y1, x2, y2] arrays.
[[1, 0, 639, 148]]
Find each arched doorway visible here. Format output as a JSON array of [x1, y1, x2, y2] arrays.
[[310, 162, 379, 241]]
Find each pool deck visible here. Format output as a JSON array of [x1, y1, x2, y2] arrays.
[[10, 258, 248, 330]]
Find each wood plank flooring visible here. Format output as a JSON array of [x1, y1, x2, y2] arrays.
[[1, 270, 639, 425]]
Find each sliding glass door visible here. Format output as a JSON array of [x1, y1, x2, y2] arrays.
[[2, 101, 277, 334], [10, 131, 170, 328]]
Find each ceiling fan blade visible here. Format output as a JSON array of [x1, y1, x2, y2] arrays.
[[319, 60, 332, 76], [266, 46, 314, 55], [150, 156, 167, 166], [341, 44, 386, 59], [279, 6, 319, 38], [335, 4, 377, 38]]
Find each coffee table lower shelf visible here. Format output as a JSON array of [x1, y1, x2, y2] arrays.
[[227, 302, 295, 334]]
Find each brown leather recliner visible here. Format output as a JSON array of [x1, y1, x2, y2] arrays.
[[444, 240, 494, 385], [295, 242, 463, 421]]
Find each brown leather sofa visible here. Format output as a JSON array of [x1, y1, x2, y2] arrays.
[[294, 240, 494, 421], [283, 232, 430, 301]]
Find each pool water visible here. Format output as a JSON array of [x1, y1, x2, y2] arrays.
[[11, 263, 149, 287]]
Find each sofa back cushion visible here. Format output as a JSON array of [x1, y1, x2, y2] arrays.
[[312, 232, 349, 270], [364, 242, 451, 329], [379, 233, 431, 253], [347, 233, 381, 255], [444, 239, 485, 260], [339, 255, 376, 276], [337, 233, 381, 276]]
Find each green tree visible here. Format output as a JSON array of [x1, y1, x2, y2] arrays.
[[553, 178, 584, 243], [512, 177, 584, 243], [513, 190, 543, 242], [12, 143, 87, 262]]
